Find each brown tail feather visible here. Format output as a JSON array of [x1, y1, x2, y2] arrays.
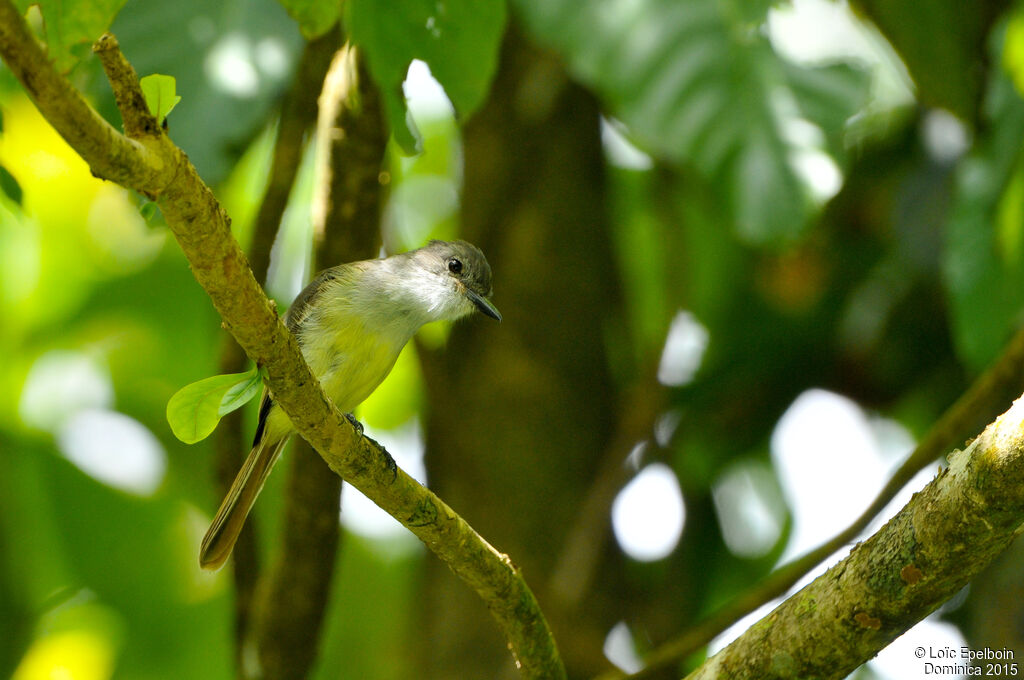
[[199, 436, 288, 570]]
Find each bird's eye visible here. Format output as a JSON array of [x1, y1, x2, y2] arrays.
[[448, 258, 463, 274]]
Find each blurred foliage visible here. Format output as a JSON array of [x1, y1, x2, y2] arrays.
[[276, 0, 339, 39], [14, 0, 128, 72], [345, 0, 506, 153], [105, 0, 303, 183], [946, 14, 1024, 370], [1, 0, 1024, 678], [514, 0, 870, 243], [856, 0, 1006, 122]]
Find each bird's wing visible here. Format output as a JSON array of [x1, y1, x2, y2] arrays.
[[285, 266, 340, 331]]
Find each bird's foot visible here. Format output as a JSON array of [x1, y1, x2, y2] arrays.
[[344, 412, 364, 437]]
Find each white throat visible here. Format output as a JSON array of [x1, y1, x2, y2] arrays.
[[354, 258, 475, 334]]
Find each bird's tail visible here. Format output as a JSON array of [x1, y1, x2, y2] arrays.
[[199, 436, 288, 570]]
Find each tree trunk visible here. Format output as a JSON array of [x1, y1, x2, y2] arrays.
[[417, 25, 626, 679]]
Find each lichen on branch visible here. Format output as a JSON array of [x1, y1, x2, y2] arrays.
[[685, 396, 1024, 680]]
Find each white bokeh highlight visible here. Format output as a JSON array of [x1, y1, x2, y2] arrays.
[[57, 408, 166, 496], [404, 59, 455, 119], [658, 310, 710, 387], [601, 118, 654, 171], [612, 463, 685, 561], [771, 389, 890, 561], [19, 351, 113, 432], [712, 461, 786, 559], [708, 388, 955, 680], [205, 33, 261, 98], [922, 109, 971, 164], [340, 421, 425, 552], [603, 621, 643, 674], [768, 0, 915, 113]]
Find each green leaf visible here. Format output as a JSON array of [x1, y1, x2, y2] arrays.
[[858, 0, 983, 121], [782, 60, 872, 162], [166, 367, 260, 444], [218, 367, 262, 416], [0, 165, 22, 205], [345, 0, 506, 154], [138, 200, 159, 224], [944, 42, 1024, 370], [513, 0, 868, 244], [139, 74, 182, 126], [275, 0, 340, 38], [16, 0, 129, 72]]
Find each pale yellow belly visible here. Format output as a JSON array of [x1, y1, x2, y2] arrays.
[[262, 320, 404, 441], [317, 339, 401, 413]]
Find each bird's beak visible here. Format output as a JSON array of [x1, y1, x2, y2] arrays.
[[466, 288, 502, 321]]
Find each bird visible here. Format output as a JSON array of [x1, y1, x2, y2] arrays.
[[199, 239, 501, 570]]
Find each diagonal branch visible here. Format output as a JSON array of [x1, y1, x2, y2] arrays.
[[252, 39, 388, 680], [0, 9, 565, 679], [215, 25, 344, 673], [602, 324, 1024, 680], [685, 392, 1024, 679], [0, 9, 161, 188]]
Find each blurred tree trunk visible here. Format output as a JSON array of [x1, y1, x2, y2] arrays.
[[416, 25, 628, 679]]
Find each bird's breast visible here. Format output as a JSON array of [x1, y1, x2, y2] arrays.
[[299, 310, 408, 414]]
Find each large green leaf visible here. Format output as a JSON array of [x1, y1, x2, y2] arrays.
[[857, 0, 994, 122], [345, 0, 507, 154], [276, 0, 340, 38], [15, 0, 128, 72], [108, 0, 304, 183], [944, 22, 1024, 370], [513, 0, 869, 244]]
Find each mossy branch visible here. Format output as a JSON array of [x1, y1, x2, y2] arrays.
[[252, 33, 387, 680], [218, 26, 345, 678], [0, 6, 564, 678], [684, 394, 1024, 679], [605, 326, 1024, 680]]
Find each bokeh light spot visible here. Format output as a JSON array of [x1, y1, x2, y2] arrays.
[[712, 461, 786, 559], [13, 630, 116, 680], [19, 351, 113, 432], [57, 409, 166, 496], [612, 462, 685, 561], [603, 621, 642, 674], [205, 33, 260, 98], [657, 310, 709, 386]]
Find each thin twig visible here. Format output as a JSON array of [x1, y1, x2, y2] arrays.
[[92, 33, 159, 138]]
